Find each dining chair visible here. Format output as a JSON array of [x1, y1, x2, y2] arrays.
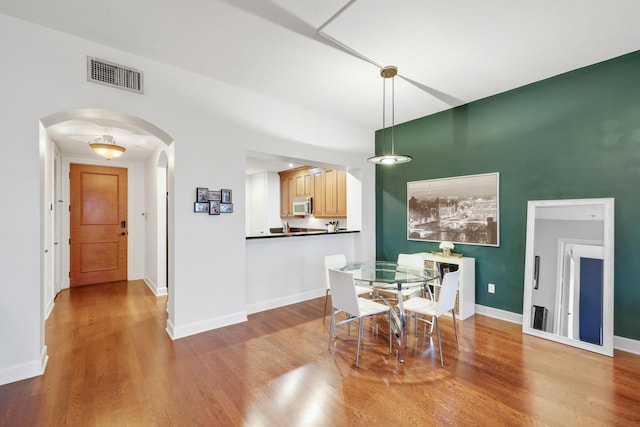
[[403, 270, 461, 367], [327, 268, 391, 368], [323, 254, 371, 323], [376, 253, 429, 302]]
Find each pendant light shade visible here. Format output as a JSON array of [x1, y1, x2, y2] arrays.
[[367, 66, 412, 165], [89, 135, 126, 160]]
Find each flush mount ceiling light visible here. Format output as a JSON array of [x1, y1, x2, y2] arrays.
[[367, 66, 412, 165], [89, 134, 126, 160]]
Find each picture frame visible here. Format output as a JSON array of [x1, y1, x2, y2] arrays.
[[208, 190, 221, 201], [220, 203, 233, 213], [194, 202, 209, 213], [407, 172, 499, 246], [196, 187, 209, 203], [221, 189, 232, 204], [209, 200, 220, 215]]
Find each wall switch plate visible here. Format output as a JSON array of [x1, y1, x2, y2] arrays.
[[488, 283, 495, 294]]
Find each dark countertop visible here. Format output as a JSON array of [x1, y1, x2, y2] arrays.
[[246, 229, 360, 239]]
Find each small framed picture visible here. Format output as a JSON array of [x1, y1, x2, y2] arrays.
[[196, 187, 209, 203], [209, 201, 220, 215], [221, 189, 232, 203], [220, 203, 233, 213], [208, 190, 221, 201], [194, 202, 209, 213]]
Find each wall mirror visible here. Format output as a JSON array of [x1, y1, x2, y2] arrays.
[[522, 198, 614, 356]]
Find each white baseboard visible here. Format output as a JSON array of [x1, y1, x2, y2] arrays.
[[614, 335, 640, 355], [45, 299, 55, 320], [166, 311, 248, 340], [143, 276, 167, 296], [0, 345, 48, 386], [475, 304, 640, 355], [475, 304, 523, 324], [247, 288, 326, 315]]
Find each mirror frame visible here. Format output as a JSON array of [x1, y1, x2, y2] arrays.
[[522, 198, 614, 356]]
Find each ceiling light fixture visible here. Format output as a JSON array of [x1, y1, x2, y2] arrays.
[[367, 66, 412, 165], [89, 134, 126, 160]]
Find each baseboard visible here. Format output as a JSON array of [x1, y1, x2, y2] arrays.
[[475, 304, 523, 324], [0, 345, 48, 386], [475, 304, 640, 355], [166, 311, 248, 340], [143, 276, 167, 296], [45, 299, 55, 320], [614, 335, 640, 355], [246, 288, 326, 315]]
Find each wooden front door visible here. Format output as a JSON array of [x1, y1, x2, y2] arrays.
[[70, 164, 128, 286]]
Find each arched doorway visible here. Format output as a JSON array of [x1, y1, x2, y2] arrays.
[[39, 108, 175, 331]]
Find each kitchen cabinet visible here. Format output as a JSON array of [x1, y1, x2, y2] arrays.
[[279, 167, 312, 218], [279, 167, 346, 218], [318, 168, 346, 218]]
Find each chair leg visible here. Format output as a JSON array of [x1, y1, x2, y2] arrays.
[[323, 289, 330, 324], [435, 317, 444, 368], [356, 317, 363, 368], [328, 309, 335, 350], [452, 311, 460, 352]]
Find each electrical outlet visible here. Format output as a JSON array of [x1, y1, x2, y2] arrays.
[[488, 283, 496, 294]]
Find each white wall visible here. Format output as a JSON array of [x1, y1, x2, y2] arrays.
[[0, 13, 375, 385]]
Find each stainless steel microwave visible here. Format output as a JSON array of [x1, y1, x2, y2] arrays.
[[292, 197, 312, 215]]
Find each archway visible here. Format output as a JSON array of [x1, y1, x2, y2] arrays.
[[39, 108, 175, 335]]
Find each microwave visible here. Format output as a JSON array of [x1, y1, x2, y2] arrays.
[[292, 197, 312, 215]]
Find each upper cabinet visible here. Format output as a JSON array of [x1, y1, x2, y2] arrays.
[[279, 167, 346, 218], [320, 168, 346, 218]]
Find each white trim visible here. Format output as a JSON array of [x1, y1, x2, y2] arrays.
[[614, 336, 640, 355], [247, 288, 326, 315], [166, 312, 248, 340], [45, 300, 55, 320], [0, 346, 48, 386], [475, 304, 523, 324], [143, 276, 167, 296], [475, 304, 640, 355]]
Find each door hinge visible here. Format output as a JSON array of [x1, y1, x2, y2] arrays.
[[69, 238, 71, 245], [68, 272, 71, 278]]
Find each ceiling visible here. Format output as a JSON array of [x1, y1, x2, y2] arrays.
[[3, 0, 640, 166]]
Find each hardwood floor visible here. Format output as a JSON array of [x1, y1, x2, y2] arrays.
[[1, 280, 639, 426]]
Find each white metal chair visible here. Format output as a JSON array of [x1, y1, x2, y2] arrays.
[[403, 270, 461, 367], [376, 253, 429, 302], [327, 268, 391, 367], [323, 254, 371, 323]]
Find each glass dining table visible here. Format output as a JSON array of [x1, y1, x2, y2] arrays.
[[337, 261, 439, 362]]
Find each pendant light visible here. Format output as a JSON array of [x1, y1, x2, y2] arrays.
[[367, 66, 412, 165], [89, 135, 126, 160]]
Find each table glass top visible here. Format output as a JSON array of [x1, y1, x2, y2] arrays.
[[338, 261, 438, 289]]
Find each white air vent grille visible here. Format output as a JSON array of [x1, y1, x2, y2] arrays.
[[87, 57, 143, 94]]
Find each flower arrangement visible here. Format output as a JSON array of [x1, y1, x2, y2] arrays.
[[439, 241, 455, 255], [439, 241, 455, 251]]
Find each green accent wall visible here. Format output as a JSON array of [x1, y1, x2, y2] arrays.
[[375, 50, 640, 340]]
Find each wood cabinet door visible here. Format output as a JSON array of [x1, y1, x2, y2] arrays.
[[313, 170, 324, 216], [324, 169, 337, 215], [280, 175, 291, 216], [336, 169, 347, 216]]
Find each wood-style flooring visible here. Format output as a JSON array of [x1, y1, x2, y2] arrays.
[[1, 280, 639, 426]]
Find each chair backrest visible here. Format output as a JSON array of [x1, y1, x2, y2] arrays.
[[397, 253, 425, 269], [324, 254, 347, 289], [328, 268, 360, 316], [436, 270, 461, 317]]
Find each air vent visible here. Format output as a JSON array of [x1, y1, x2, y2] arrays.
[[87, 57, 143, 94]]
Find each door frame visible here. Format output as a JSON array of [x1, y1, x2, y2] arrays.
[[60, 157, 135, 289], [554, 238, 603, 336]]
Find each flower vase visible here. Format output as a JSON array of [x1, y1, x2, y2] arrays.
[[443, 248, 451, 257]]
